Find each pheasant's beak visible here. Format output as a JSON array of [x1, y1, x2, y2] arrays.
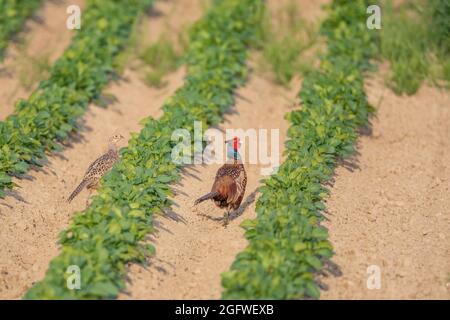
[[225, 138, 240, 144]]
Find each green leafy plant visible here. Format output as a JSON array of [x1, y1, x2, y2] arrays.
[[0, 0, 154, 198], [24, 0, 264, 300], [428, 0, 450, 86], [140, 37, 181, 87], [17, 51, 51, 90], [221, 0, 379, 299], [380, 1, 428, 95], [380, 0, 450, 94], [429, 0, 450, 54], [0, 0, 42, 60], [256, 0, 320, 86]]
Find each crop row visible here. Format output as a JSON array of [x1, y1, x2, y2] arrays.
[[0, 0, 42, 60], [221, 0, 379, 299], [24, 0, 264, 299], [0, 0, 153, 197]]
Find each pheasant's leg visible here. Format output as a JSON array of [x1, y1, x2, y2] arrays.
[[86, 189, 93, 208], [223, 209, 230, 227], [85, 182, 98, 208]]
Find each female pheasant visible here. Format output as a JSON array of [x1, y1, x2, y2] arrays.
[[194, 137, 247, 225], [67, 134, 124, 206]]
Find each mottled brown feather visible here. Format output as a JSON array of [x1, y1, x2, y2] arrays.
[[67, 148, 119, 202], [195, 163, 247, 211]]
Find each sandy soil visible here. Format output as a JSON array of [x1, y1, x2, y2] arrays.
[[0, 0, 85, 120], [0, 0, 203, 300], [321, 76, 450, 299]]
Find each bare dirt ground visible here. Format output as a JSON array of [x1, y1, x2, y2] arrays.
[[321, 75, 450, 299], [0, 0, 203, 300], [0, 0, 85, 120]]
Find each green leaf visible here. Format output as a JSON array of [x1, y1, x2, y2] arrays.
[[88, 282, 119, 297]]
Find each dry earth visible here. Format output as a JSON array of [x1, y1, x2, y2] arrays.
[[321, 75, 450, 299]]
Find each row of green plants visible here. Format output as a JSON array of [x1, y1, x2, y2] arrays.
[[25, 0, 264, 299], [0, 0, 153, 197], [221, 0, 379, 299], [0, 0, 42, 60]]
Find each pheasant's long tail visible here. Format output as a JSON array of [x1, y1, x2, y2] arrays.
[[67, 179, 89, 203], [194, 191, 219, 206]]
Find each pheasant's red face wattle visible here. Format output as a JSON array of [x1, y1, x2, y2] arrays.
[[233, 137, 239, 151]]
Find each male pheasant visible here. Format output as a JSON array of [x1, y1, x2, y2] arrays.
[[67, 134, 124, 206], [194, 137, 247, 225]]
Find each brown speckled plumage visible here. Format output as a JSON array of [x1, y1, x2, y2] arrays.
[[194, 137, 247, 225], [67, 134, 123, 204], [210, 163, 247, 210]]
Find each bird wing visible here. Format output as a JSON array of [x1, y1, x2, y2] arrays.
[[212, 175, 237, 205], [84, 152, 117, 180], [210, 164, 248, 209], [232, 167, 247, 209]]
